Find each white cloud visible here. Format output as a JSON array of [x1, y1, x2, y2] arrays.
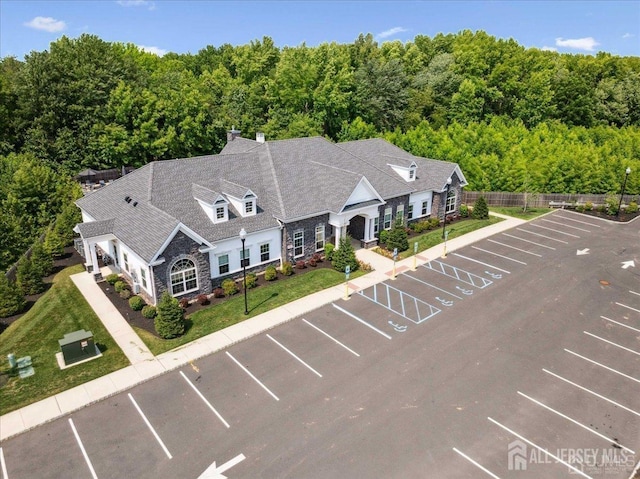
[[117, 0, 155, 9], [541, 46, 557, 52], [376, 27, 408, 40], [24, 16, 66, 33], [138, 45, 167, 56], [555, 37, 600, 51], [622, 33, 635, 39]]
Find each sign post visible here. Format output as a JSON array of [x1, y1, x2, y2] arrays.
[[413, 241, 418, 271], [442, 230, 449, 258], [344, 265, 351, 300]]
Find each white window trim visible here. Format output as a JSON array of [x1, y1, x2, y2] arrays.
[[396, 205, 404, 222], [421, 200, 429, 217], [315, 225, 325, 252], [259, 243, 270, 263], [445, 189, 456, 214], [217, 253, 230, 275], [240, 247, 250, 267], [383, 207, 392, 230], [293, 230, 304, 258], [170, 258, 199, 296], [244, 199, 255, 216], [373, 216, 379, 233], [140, 268, 147, 289], [214, 205, 228, 223], [407, 203, 414, 220]]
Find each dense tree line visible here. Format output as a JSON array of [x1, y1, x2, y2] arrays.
[[1, 30, 639, 272]]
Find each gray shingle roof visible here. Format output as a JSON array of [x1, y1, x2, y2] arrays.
[[76, 136, 462, 263], [76, 219, 114, 237]]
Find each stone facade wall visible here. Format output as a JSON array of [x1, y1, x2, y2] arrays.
[[376, 195, 410, 229], [282, 213, 330, 263], [434, 173, 463, 220], [151, 231, 212, 301]]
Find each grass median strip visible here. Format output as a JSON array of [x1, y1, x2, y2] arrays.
[[489, 206, 550, 220], [0, 265, 129, 415], [135, 268, 364, 356]]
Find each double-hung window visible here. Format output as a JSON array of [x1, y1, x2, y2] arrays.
[[140, 269, 147, 289], [383, 208, 392, 229], [421, 201, 429, 216], [218, 254, 229, 274], [240, 248, 250, 267], [407, 204, 413, 220], [123, 252, 129, 272], [445, 189, 456, 214], [293, 230, 304, 257], [260, 244, 270, 262], [396, 205, 404, 222], [216, 206, 225, 220], [245, 201, 254, 215], [373, 217, 379, 234], [315, 225, 325, 251]]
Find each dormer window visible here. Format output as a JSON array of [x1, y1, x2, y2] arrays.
[[216, 206, 225, 220], [409, 167, 416, 180], [212, 197, 229, 223], [245, 200, 254, 215]]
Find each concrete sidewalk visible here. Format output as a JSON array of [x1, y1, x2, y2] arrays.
[[0, 213, 526, 441]]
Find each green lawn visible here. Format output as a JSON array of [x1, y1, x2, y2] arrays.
[[136, 267, 365, 355], [390, 217, 503, 260], [489, 206, 551, 220], [0, 265, 129, 415]]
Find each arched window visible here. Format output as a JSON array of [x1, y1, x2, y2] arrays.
[[170, 258, 198, 295], [445, 188, 456, 214]]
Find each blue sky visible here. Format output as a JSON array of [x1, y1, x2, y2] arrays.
[[1, 0, 639, 60]]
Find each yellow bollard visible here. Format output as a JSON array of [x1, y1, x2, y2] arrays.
[[344, 281, 350, 300]]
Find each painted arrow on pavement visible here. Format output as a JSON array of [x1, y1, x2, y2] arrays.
[[621, 260, 635, 270], [576, 248, 590, 255], [198, 454, 246, 479]]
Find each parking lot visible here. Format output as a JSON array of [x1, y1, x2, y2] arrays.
[[1, 210, 639, 478]]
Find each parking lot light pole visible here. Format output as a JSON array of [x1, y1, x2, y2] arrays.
[[442, 177, 452, 239], [617, 167, 631, 216], [239, 228, 248, 315]]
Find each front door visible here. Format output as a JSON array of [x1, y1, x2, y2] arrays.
[[346, 215, 365, 241], [112, 242, 119, 267]]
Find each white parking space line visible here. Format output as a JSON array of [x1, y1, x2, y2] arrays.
[[540, 218, 591, 232], [471, 246, 527, 265], [452, 448, 500, 478], [402, 273, 464, 298], [554, 215, 601, 227], [530, 223, 580, 238], [128, 393, 173, 459], [487, 417, 592, 478], [516, 227, 569, 244], [68, 418, 99, 479], [517, 391, 635, 454], [225, 351, 280, 401], [452, 253, 511, 274], [630, 290, 640, 297], [615, 302, 640, 314], [543, 369, 640, 418], [179, 371, 230, 428], [600, 315, 640, 334], [584, 331, 640, 357], [302, 318, 360, 357], [502, 233, 556, 250], [564, 349, 640, 385], [332, 303, 392, 340], [0, 447, 8, 479], [266, 334, 323, 378], [487, 239, 542, 257]]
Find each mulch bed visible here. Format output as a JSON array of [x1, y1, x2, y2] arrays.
[[98, 260, 334, 338], [569, 209, 640, 222], [0, 246, 84, 334]]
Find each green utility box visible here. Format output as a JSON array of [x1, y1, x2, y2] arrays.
[[58, 330, 97, 365]]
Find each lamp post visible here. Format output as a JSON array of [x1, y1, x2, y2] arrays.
[[239, 228, 248, 315], [617, 167, 631, 216], [442, 177, 452, 239]]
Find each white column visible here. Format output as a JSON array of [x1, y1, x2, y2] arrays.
[[88, 240, 99, 275], [334, 225, 342, 247], [363, 217, 371, 242]]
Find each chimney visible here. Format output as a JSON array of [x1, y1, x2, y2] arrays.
[[256, 132, 265, 143], [227, 126, 241, 142]]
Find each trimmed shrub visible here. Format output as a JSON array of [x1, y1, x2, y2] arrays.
[[114, 280, 128, 293], [379, 229, 389, 244], [585, 201, 593, 211], [596, 204, 606, 213], [308, 258, 317, 267], [281, 261, 293, 276], [358, 260, 372, 272], [179, 298, 190, 309], [324, 243, 334, 261], [106, 273, 120, 285], [429, 217, 441, 229], [154, 292, 185, 339], [0, 274, 26, 318], [129, 295, 145, 311], [264, 265, 277, 281], [213, 287, 225, 298], [141, 305, 157, 319], [626, 201, 639, 214], [222, 278, 238, 296], [296, 260, 306, 269], [472, 196, 489, 219], [119, 289, 131, 299], [312, 253, 323, 263], [459, 204, 469, 218], [575, 204, 585, 212], [244, 272, 257, 289], [196, 294, 209, 305], [386, 221, 409, 252], [332, 236, 359, 273]]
